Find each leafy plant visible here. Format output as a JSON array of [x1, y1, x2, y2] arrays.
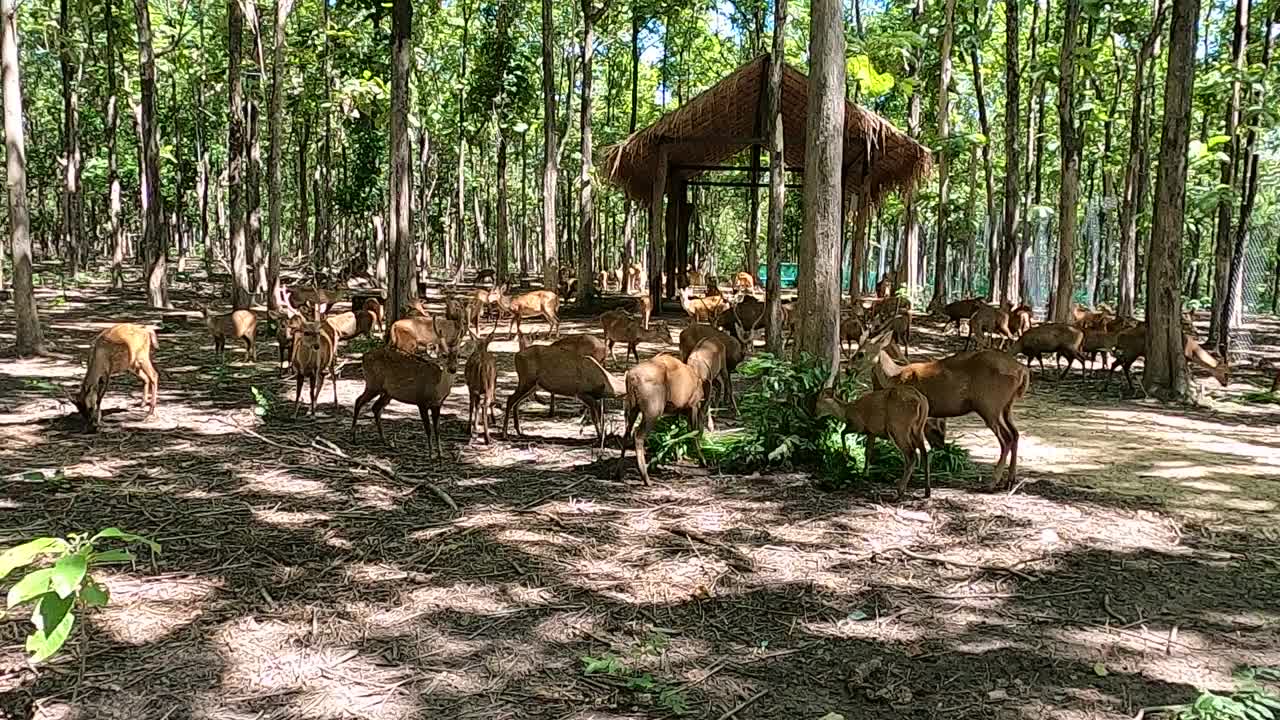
[[1175, 667, 1280, 720], [1233, 389, 1280, 405], [346, 335, 385, 355], [578, 633, 689, 715], [250, 386, 278, 419], [0, 529, 160, 662]]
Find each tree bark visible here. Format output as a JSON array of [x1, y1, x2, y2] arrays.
[[577, 0, 608, 304], [541, 0, 558, 290], [497, 130, 511, 283], [59, 0, 82, 277], [1143, 0, 1198, 399], [135, 0, 166, 308], [1050, 0, 1082, 322], [998, 0, 1020, 305], [797, 0, 844, 377], [970, 21, 997, 301], [244, 0, 266, 296], [106, 0, 125, 288], [265, 0, 294, 311], [1209, 0, 1249, 343], [928, 0, 956, 311], [2, 0, 42, 353], [227, 0, 250, 307], [296, 114, 310, 262], [388, 0, 413, 325], [899, 0, 925, 297]]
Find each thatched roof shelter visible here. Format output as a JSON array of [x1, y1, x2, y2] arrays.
[[602, 53, 931, 204]]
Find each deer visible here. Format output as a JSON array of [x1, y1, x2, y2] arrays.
[[1011, 304, 1033, 337], [499, 289, 561, 338], [503, 345, 626, 444], [719, 295, 766, 344], [200, 304, 259, 362], [618, 353, 707, 485], [733, 271, 756, 293], [840, 316, 865, 357], [687, 267, 706, 287], [875, 272, 899, 299], [285, 286, 339, 316], [324, 299, 381, 341], [967, 304, 1016, 350], [1080, 328, 1119, 371], [289, 317, 339, 417], [1007, 323, 1089, 378], [632, 294, 653, 329], [938, 298, 986, 335], [68, 323, 160, 429], [684, 335, 740, 420], [816, 386, 931, 499], [1106, 324, 1231, 392], [600, 309, 671, 365], [390, 300, 466, 361], [679, 287, 728, 324], [625, 263, 643, 294], [351, 346, 457, 458], [464, 327, 498, 444], [854, 330, 1029, 491]]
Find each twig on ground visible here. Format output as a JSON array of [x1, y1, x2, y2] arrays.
[[518, 477, 590, 512], [1103, 593, 1128, 624], [311, 436, 458, 511], [883, 546, 1036, 581], [665, 526, 754, 572], [715, 689, 767, 720]]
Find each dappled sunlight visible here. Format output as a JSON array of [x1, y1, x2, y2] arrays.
[[95, 572, 223, 645]]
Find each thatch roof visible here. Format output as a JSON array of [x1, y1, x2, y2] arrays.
[[602, 54, 931, 205]]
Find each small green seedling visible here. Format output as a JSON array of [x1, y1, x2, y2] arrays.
[[0, 528, 160, 662]]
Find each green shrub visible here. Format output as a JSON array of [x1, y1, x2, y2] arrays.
[[1174, 667, 1280, 720]]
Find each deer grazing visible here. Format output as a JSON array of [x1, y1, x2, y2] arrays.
[[679, 325, 744, 412], [351, 347, 457, 458], [855, 330, 1029, 491], [1106, 324, 1231, 392], [967, 304, 1015, 350], [503, 345, 626, 443], [679, 287, 729, 324], [939, 298, 986, 335], [69, 323, 160, 429], [200, 304, 259, 361], [289, 318, 339, 417], [618, 354, 707, 485], [464, 329, 498, 444], [816, 386, 931, 499], [499, 289, 561, 338], [1007, 323, 1089, 378], [600, 309, 670, 364]]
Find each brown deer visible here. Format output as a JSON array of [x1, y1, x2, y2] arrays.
[[389, 300, 466, 362], [289, 318, 339, 417], [499, 289, 561, 338], [601, 309, 671, 364], [679, 287, 728, 324], [618, 354, 707, 485], [464, 328, 498, 444], [632, 294, 653, 329], [1007, 323, 1089, 378], [69, 323, 160, 429], [503, 346, 626, 443], [1107, 324, 1231, 392], [855, 330, 1029, 491], [939, 298, 986, 335], [1011, 304, 1033, 337], [816, 386, 931, 499], [967, 304, 1016, 350], [733, 271, 756, 293], [351, 347, 457, 458], [200, 305, 259, 361], [679, 325, 744, 411]]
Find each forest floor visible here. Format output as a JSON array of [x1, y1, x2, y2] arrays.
[[1, 266, 1279, 720]]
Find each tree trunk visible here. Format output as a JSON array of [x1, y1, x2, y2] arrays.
[[1118, 1, 1165, 317], [2, 0, 42, 353], [797, 0, 844, 377], [970, 22, 997, 301], [265, 0, 294, 310], [928, 0, 955, 311], [541, 0, 558, 290], [388, 0, 413, 326], [59, 0, 82, 277], [999, 0, 1020, 305], [964, 143, 978, 296], [899, 0, 925, 296], [317, 0, 332, 272], [135, 0, 166, 308], [1050, 0, 1082, 322], [244, 0, 267, 296], [1209, 0, 1249, 343], [577, 0, 606, 304], [296, 114, 310, 262], [1144, 0, 1198, 399], [227, 0, 250, 307], [497, 130, 511, 284], [106, 0, 124, 288]]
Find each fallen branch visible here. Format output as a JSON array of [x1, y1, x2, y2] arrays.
[[715, 689, 767, 720], [883, 546, 1036, 581], [666, 526, 754, 572], [1133, 704, 1184, 720], [518, 476, 590, 512], [310, 436, 458, 511]]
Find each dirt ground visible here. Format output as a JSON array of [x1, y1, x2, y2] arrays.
[[1, 268, 1278, 720]]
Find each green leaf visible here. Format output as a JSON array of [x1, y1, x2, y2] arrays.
[[50, 553, 87, 599], [80, 580, 110, 608], [0, 538, 70, 579], [25, 606, 74, 662], [89, 528, 160, 554], [7, 568, 55, 608], [91, 549, 135, 565], [1092, 661, 1109, 677], [34, 592, 73, 638]]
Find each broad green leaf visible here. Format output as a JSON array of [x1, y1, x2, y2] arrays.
[[7, 568, 54, 608], [81, 580, 110, 608], [0, 538, 70, 579], [90, 529, 160, 553], [25, 607, 74, 663], [50, 553, 87, 599], [1092, 661, 1108, 677], [34, 592, 73, 638]]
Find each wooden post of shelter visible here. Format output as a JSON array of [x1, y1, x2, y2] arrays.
[[664, 178, 684, 297], [648, 145, 667, 310]]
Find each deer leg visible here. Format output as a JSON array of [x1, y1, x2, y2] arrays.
[[1002, 404, 1019, 488], [432, 406, 444, 460], [350, 388, 378, 439], [481, 397, 492, 445], [617, 404, 639, 478], [982, 411, 1009, 491], [294, 373, 306, 417], [503, 381, 537, 438], [467, 393, 477, 440], [895, 435, 917, 500], [310, 373, 323, 416], [371, 395, 394, 446], [330, 366, 339, 411]]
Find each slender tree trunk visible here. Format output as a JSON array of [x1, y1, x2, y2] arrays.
[[497, 130, 511, 283], [541, 0, 558, 290], [228, 0, 250, 307], [244, 2, 267, 296], [1118, 3, 1164, 317], [1210, 0, 1249, 343], [317, 0, 332, 272], [388, 0, 412, 325], [797, 0, 844, 377], [964, 143, 978, 296], [135, 0, 166, 307], [970, 23, 997, 301], [106, 0, 125, 288], [928, 0, 956, 311], [296, 115, 310, 261], [59, 0, 82, 277], [1050, 0, 1082, 322], [999, 0, 1020, 305], [899, 0, 925, 297], [265, 0, 294, 310], [2, 0, 41, 352], [577, 0, 607, 304], [1144, 0, 1199, 398]]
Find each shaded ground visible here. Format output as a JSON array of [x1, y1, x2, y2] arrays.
[[1, 267, 1278, 720]]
